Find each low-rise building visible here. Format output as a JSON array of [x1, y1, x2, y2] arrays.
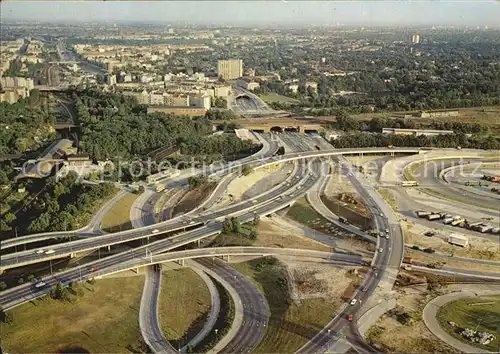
[[147, 106, 207, 117], [382, 128, 454, 136], [190, 94, 211, 110], [236, 78, 260, 91]]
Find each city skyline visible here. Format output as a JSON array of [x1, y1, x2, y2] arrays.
[[2, 1, 500, 27]]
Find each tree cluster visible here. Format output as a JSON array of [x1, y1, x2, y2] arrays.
[[0, 101, 55, 154], [331, 132, 500, 150], [2, 171, 117, 236], [187, 174, 208, 190]]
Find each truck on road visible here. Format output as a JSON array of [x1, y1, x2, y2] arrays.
[[401, 180, 419, 187]]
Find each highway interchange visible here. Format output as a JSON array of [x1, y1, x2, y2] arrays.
[[1, 133, 499, 354]]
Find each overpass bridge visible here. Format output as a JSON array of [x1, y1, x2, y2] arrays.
[[0, 247, 365, 310], [0, 147, 422, 271], [214, 117, 325, 133]]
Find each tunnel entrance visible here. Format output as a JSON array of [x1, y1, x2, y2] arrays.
[[284, 127, 299, 133], [270, 126, 283, 133], [304, 129, 319, 134], [251, 129, 265, 133]]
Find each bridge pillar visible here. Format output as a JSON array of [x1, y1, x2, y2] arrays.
[[69, 253, 76, 258], [390, 152, 395, 157], [196, 239, 201, 248], [175, 259, 185, 266], [107, 245, 111, 252], [131, 267, 139, 274], [220, 255, 230, 262]]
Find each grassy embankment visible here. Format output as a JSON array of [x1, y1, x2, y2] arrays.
[[233, 257, 341, 353], [101, 192, 139, 232], [157, 268, 211, 349], [0, 277, 147, 353], [259, 93, 300, 104]]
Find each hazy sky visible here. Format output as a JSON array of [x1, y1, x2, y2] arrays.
[[2, 1, 499, 27]]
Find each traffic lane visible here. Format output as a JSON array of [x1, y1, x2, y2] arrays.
[[197, 258, 268, 354]]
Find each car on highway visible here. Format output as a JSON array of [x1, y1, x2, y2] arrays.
[[379, 212, 383, 217], [189, 221, 195, 225], [378, 248, 383, 253], [151, 229, 160, 234], [385, 228, 389, 233], [90, 266, 98, 273], [347, 314, 353, 321], [34, 281, 46, 289], [45, 249, 55, 255], [350, 299, 358, 306], [374, 271, 379, 277], [362, 286, 368, 292], [35, 249, 45, 254], [385, 234, 389, 239]]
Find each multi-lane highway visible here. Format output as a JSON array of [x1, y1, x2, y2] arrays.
[[298, 155, 403, 354], [0, 158, 311, 270], [197, 258, 269, 353], [1, 148, 422, 271]]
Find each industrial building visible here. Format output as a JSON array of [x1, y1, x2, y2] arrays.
[[382, 128, 454, 137], [146, 106, 207, 117]]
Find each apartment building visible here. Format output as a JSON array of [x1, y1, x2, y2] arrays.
[[1, 76, 35, 91], [217, 59, 243, 80]]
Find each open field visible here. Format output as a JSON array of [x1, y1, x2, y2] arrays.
[[158, 268, 211, 348], [101, 192, 138, 232], [286, 196, 342, 233], [259, 93, 300, 104], [366, 286, 460, 353], [437, 295, 500, 352], [0, 277, 146, 353], [255, 218, 333, 252], [403, 221, 500, 261], [233, 257, 344, 353]]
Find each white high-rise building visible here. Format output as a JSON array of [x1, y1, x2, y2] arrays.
[[412, 34, 420, 44], [217, 59, 243, 80]]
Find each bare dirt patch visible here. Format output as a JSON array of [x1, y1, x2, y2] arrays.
[[173, 182, 216, 216], [403, 221, 500, 261], [365, 286, 460, 353], [284, 261, 361, 303], [255, 218, 333, 252]]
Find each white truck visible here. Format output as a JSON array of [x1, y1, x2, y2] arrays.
[[447, 233, 469, 247]]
